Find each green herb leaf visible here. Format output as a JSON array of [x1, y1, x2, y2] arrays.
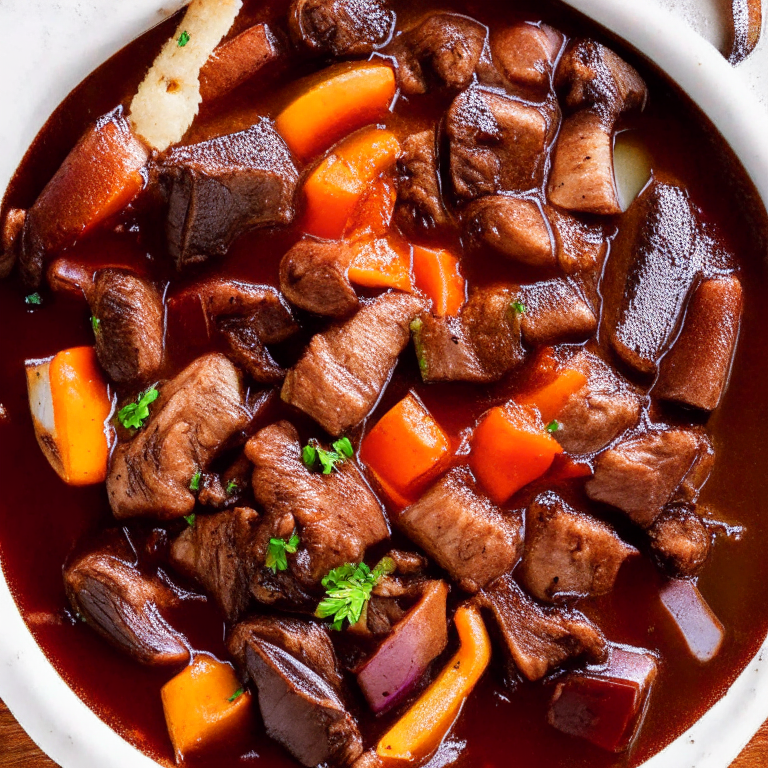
[[333, 437, 354, 459], [227, 687, 245, 703], [117, 387, 159, 429], [184, 513, 196, 527], [226, 479, 239, 495], [189, 471, 202, 492], [177, 30, 190, 47], [302, 444, 318, 470], [511, 300, 527, 315], [25, 293, 42, 306], [302, 438, 354, 475], [91, 316, 101, 333], [266, 531, 301, 573], [316, 557, 395, 631], [546, 420, 560, 433]]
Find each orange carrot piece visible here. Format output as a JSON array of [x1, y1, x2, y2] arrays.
[[412, 246, 465, 316], [303, 127, 401, 240], [360, 393, 451, 504], [162, 656, 252, 763], [276, 62, 396, 161], [46, 347, 112, 485], [348, 235, 413, 292], [519, 367, 588, 424], [376, 604, 491, 764], [548, 453, 594, 481], [470, 403, 563, 504], [344, 175, 397, 238]]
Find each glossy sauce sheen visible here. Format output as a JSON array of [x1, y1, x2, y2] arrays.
[[1, 0, 768, 767]]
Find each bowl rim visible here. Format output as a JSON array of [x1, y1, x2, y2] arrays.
[[1, 1, 768, 767]]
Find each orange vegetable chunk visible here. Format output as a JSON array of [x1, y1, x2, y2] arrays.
[[303, 127, 401, 240], [470, 403, 563, 504], [276, 62, 397, 161], [348, 235, 413, 291], [344, 175, 397, 238], [162, 656, 252, 763], [360, 393, 451, 504], [412, 246, 465, 316], [376, 604, 491, 764], [519, 366, 588, 424]]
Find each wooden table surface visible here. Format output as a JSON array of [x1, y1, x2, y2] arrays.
[[0, 697, 765, 767]]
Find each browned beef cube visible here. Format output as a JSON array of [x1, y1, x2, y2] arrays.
[[218, 316, 287, 383], [388, 13, 487, 95], [519, 279, 597, 346], [245, 421, 389, 598], [0, 207, 25, 278], [655, 275, 743, 411], [555, 351, 642, 455], [659, 580, 724, 663], [546, 205, 609, 275], [447, 88, 551, 200], [282, 292, 424, 435], [475, 574, 607, 681], [395, 129, 450, 234], [228, 616, 361, 767], [64, 531, 188, 665], [601, 181, 702, 375], [160, 119, 298, 269], [464, 196, 555, 267], [648, 507, 711, 578], [398, 468, 522, 593], [107, 354, 254, 520], [87, 268, 164, 386], [586, 427, 713, 528], [280, 237, 358, 317], [412, 286, 525, 384], [289, 0, 394, 57]]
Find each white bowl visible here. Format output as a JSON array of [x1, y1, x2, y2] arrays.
[[1, 1, 768, 767]]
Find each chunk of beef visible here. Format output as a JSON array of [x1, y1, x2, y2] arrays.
[[395, 129, 450, 234], [218, 317, 287, 383], [464, 196, 555, 267], [1, 207, 25, 279], [289, 0, 395, 56], [520, 492, 637, 603], [412, 286, 525, 384], [352, 753, 382, 768], [280, 237, 358, 317], [107, 354, 253, 520], [388, 13, 488, 95], [199, 23, 283, 103], [64, 531, 188, 665], [228, 615, 362, 767], [86, 268, 164, 385], [196, 453, 253, 510], [170, 506, 261, 620], [282, 292, 425, 435], [659, 580, 724, 663], [555, 40, 647, 120], [398, 468, 522, 593], [519, 279, 596, 346], [546, 205, 609, 276], [655, 275, 743, 411], [447, 88, 551, 200], [160, 119, 298, 269], [245, 421, 389, 600], [601, 181, 702, 375], [555, 351, 642, 455], [586, 428, 713, 528], [475, 574, 607, 681], [648, 507, 711, 578]]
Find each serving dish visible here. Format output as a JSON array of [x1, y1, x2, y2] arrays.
[[1, 1, 767, 767]]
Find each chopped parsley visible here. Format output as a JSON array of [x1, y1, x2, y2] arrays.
[[316, 558, 395, 631], [226, 479, 239, 495], [227, 687, 245, 703], [91, 316, 101, 333], [410, 318, 428, 377], [184, 513, 196, 527], [117, 387, 159, 429], [177, 30, 190, 47], [546, 420, 560, 433], [266, 532, 300, 573], [302, 437, 354, 475], [511, 300, 527, 315], [25, 293, 42, 306], [189, 471, 202, 492]]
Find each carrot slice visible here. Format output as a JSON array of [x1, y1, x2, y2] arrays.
[[376, 604, 491, 763], [412, 246, 465, 316], [348, 235, 413, 291], [344, 175, 397, 238], [303, 127, 401, 240], [519, 367, 588, 424], [548, 453, 594, 481], [276, 62, 397, 161], [470, 403, 562, 504], [162, 656, 252, 763], [360, 393, 451, 505]]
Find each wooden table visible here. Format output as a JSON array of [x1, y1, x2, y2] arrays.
[[0, 697, 765, 767]]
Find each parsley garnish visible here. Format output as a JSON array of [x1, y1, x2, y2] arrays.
[[25, 293, 42, 306], [266, 532, 300, 573], [228, 687, 245, 703], [316, 558, 396, 631], [546, 420, 560, 433], [226, 479, 239, 495], [302, 437, 354, 474], [117, 387, 159, 429], [511, 300, 527, 315], [177, 30, 190, 47], [91, 316, 101, 333], [184, 513, 196, 527], [189, 471, 201, 492]]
